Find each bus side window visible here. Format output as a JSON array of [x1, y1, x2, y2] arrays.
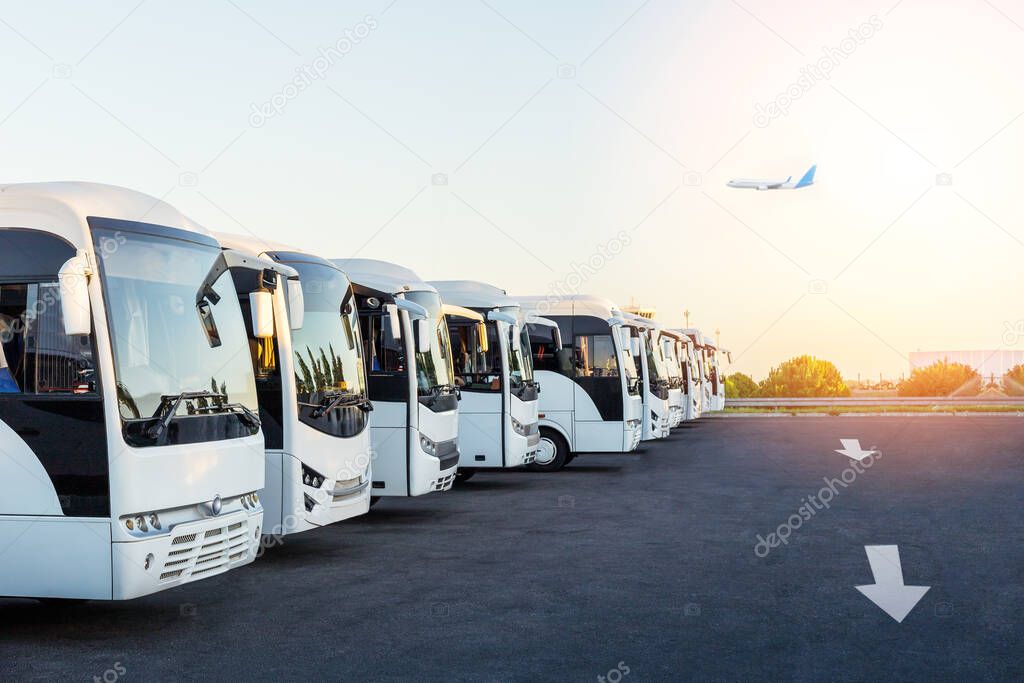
[[574, 334, 618, 379], [361, 313, 404, 374], [527, 323, 560, 373], [0, 282, 97, 395]]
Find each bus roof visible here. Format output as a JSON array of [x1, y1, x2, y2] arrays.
[[0, 181, 209, 250], [675, 327, 707, 347], [214, 232, 294, 257], [513, 294, 624, 321], [429, 280, 517, 310], [215, 232, 340, 272], [659, 328, 687, 342], [334, 257, 437, 296]]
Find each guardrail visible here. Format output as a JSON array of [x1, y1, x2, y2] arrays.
[[726, 397, 1024, 407]]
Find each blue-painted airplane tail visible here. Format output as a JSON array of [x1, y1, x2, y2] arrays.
[[795, 164, 816, 188]]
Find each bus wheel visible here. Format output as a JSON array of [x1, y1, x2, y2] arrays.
[[528, 429, 570, 472], [455, 470, 476, 483]]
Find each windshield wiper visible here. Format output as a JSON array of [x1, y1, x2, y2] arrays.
[[310, 390, 371, 418], [221, 402, 261, 430], [423, 383, 460, 403], [147, 391, 261, 444], [148, 391, 221, 443]]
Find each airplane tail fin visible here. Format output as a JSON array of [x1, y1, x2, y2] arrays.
[[795, 164, 816, 188]]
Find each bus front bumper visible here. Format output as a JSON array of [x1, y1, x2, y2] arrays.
[[111, 507, 263, 600]]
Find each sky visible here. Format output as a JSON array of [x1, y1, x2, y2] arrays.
[[0, 0, 1022, 381]]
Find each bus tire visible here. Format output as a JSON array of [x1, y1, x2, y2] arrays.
[[528, 429, 570, 472]]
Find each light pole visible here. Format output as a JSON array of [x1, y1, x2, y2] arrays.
[[684, 309, 690, 328]]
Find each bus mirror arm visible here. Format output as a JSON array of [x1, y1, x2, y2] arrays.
[[58, 251, 93, 337], [287, 277, 304, 330], [415, 319, 431, 353], [385, 304, 401, 340]]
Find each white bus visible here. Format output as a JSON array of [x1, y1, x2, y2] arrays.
[[516, 295, 642, 470], [0, 183, 264, 601], [700, 334, 726, 412], [670, 328, 704, 418], [429, 281, 542, 477], [622, 314, 672, 440], [216, 236, 372, 536], [680, 328, 716, 413], [717, 347, 732, 410], [657, 328, 688, 428], [708, 344, 729, 411], [336, 259, 460, 498], [680, 335, 701, 420]]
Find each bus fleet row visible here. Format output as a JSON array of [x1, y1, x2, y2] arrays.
[[0, 183, 727, 601]]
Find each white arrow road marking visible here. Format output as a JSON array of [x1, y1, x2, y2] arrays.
[[855, 545, 930, 623], [836, 438, 876, 462]]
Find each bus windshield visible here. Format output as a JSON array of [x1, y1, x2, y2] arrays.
[[95, 227, 258, 443], [404, 290, 454, 394], [289, 262, 366, 399], [646, 333, 667, 381]]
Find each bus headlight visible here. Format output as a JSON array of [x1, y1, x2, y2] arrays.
[[419, 435, 437, 456], [302, 464, 326, 489], [511, 417, 528, 436]]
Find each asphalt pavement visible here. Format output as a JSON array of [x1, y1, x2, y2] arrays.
[[1, 416, 1022, 681]]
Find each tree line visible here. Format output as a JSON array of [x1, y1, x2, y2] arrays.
[[724, 356, 1024, 398]]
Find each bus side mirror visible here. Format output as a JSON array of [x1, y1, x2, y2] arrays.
[[287, 278, 304, 330], [58, 253, 92, 337], [249, 291, 275, 339], [416, 318, 432, 354], [385, 304, 401, 340], [477, 321, 489, 353]]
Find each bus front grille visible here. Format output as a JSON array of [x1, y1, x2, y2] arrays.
[[159, 517, 251, 584]]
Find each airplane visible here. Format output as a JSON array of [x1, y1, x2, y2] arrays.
[[727, 164, 816, 191]]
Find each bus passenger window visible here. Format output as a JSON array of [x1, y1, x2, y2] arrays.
[[0, 283, 96, 395], [361, 313, 404, 374], [574, 334, 618, 378]]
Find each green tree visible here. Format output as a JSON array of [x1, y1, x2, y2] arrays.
[[295, 345, 348, 394], [898, 359, 980, 397], [757, 355, 850, 397], [1003, 363, 1024, 396], [296, 352, 315, 394], [725, 372, 758, 398]]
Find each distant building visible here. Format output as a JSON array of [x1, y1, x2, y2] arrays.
[[909, 350, 1024, 377], [622, 306, 656, 320]]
